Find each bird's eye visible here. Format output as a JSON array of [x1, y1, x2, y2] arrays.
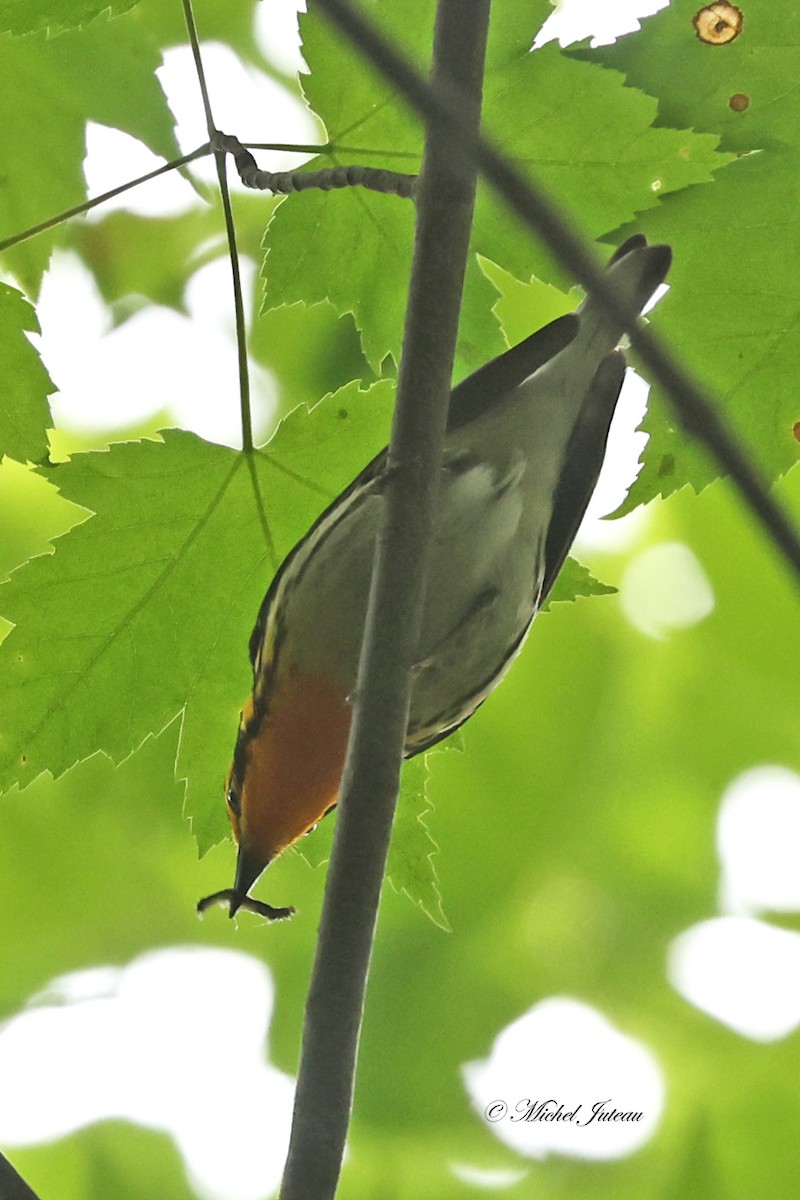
[[226, 780, 241, 817]]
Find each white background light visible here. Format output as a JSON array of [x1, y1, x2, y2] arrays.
[[619, 541, 715, 639], [669, 918, 800, 1042], [462, 997, 664, 1161], [0, 949, 294, 1200], [36, 251, 276, 447], [717, 766, 800, 915]]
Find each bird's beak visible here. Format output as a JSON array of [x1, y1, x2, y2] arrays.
[[230, 844, 268, 918]]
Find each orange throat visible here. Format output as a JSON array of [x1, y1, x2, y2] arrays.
[[240, 670, 352, 862]]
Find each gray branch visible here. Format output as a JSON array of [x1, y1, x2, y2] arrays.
[[277, 2, 492, 1198], [214, 132, 417, 198]]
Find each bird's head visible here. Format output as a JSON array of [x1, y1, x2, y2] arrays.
[[197, 669, 352, 922]]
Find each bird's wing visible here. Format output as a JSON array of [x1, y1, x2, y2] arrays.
[[540, 350, 628, 601], [446, 313, 579, 433], [248, 314, 583, 673]]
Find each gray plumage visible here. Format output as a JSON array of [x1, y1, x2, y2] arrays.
[[248, 236, 672, 754]]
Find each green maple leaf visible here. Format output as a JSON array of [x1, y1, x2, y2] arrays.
[[389, 749, 453, 931], [0, 283, 54, 464], [0, 383, 395, 857], [576, 0, 800, 505], [0, 13, 179, 289], [263, 0, 730, 377], [0, 0, 140, 36], [0, 379, 612, 919]]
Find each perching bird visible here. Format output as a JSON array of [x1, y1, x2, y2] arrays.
[[198, 235, 671, 921]]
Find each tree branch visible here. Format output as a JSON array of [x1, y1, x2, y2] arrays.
[[317, 0, 800, 586], [278, 2, 492, 1197], [214, 132, 417, 198]]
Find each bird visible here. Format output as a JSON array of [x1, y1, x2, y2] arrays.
[[197, 235, 671, 921]]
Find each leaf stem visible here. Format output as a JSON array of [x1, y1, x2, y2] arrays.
[[278, 2, 492, 1197], [0, 145, 210, 253], [244, 142, 334, 154], [244, 141, 420, 162], [180, 0, 253, 454], [180, 0, 215, 138], [215, 149, 254, 453]]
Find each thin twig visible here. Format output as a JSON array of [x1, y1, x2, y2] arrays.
[[317, 0, 800, 585], [215, 149, 254, 452], [180, 0, 253, 453], [181, 0, 215, 137], [0, 145, 210, 253], [216, 132, 417, 198], [244, 141, 334, 153], [278, 1, 492, 1197]]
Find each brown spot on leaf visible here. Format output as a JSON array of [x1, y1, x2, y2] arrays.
[[793, 421, 800, 443], [337, 408, 349, 420], [693, 3, 743, 43], [729, 92, 750, 111], [658, 454, 675, 478]]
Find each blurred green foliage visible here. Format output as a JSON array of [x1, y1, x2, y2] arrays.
[[1, 0, 799, 1197]]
